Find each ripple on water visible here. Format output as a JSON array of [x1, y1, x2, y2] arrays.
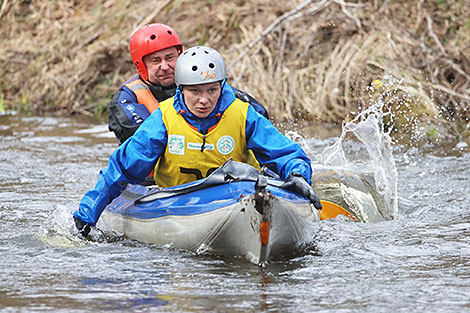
[[0, 115, 469, 312]]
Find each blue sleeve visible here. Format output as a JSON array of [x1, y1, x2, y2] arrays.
[[247, 98, 268, 119], [73, 110, 168, 226], [117, 86, 153, 125], [245, 106, 312, 184], [109, 86, 153, 144], [231, 87, 269, 119]]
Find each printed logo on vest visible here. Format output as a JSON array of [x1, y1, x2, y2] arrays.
[[187, 142, 214, 150], [168, 134, 185, 155], [217, 135, 235, 155]]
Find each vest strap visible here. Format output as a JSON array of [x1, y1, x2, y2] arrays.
[[125, 79, 160, 113]]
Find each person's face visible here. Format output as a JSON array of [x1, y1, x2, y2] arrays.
[[143, 47, 178, 86], [182, 82, 221, 119]]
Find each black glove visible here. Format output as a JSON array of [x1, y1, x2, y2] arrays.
[[281, 172, 322, 210], [73, 216, 91, 238]]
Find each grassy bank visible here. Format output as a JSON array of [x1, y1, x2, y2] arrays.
[[1, 0, 469, 143]]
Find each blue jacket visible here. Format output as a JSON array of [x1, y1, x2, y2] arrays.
[[74, 83, 312, 226]]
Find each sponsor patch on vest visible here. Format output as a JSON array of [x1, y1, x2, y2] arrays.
[[168, 134, 185, 155], [187, 142, 215, 150], [217, 135, 235, 155]]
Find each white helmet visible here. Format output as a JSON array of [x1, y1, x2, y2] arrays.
[[175, 46, 227, 87]]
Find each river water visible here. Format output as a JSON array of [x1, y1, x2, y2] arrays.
[[0, 112, 469, 312]]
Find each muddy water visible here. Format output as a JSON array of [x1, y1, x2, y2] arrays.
[[1, 114, 469, 312]]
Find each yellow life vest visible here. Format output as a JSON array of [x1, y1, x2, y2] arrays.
[[154, 98, 260, 187], [124, 78, 160, 113]]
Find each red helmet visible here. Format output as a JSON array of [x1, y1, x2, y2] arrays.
[[129, 23, 183, 81]]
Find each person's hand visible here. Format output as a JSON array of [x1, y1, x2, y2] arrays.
[[281, 172, 322, 210], [73, 216, 91, 238]]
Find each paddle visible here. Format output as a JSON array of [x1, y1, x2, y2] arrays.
[[319, 200, 356, 220], [135, 159, 356, 220]]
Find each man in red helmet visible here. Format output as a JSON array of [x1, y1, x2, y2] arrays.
[[109, 23, 268, 145]]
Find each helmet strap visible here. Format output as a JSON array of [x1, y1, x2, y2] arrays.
[[220, 79, 227, 89]]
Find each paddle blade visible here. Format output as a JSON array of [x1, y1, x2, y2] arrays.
[[319, 200, 356, 220]]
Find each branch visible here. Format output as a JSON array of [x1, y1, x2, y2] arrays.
[[0, 0, 8, 19], [228, 0, 328, 69], [444, 58, 470, 81], [332, 0, 363, 29], [285, 0, 331, 22], [425, 81, 470, 102], [135, 0, 172, 30], [425, 11, 446, 54]]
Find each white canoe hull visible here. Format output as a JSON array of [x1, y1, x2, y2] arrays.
[[101, 182, 319, 264]]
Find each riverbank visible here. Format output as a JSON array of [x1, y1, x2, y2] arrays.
[[1, 0, 469, 144]]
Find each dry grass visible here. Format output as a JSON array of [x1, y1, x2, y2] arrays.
[[1, 0, 469, 139], [224, 1, 470, 126]]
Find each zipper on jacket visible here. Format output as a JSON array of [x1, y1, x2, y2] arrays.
[[200, 129, 207, 152]]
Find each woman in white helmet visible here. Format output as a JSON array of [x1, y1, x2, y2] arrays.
[[73, 46, 320, 236]]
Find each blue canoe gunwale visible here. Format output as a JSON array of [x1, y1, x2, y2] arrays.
[[105, 181, 311, 220]]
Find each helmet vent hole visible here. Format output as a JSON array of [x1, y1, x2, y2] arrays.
[[150, 35, 156, 40], [192, 66, 198, 71], [167, 30, 172, 35], [191, 52, 196, 56], [209, 63, 215, 69], [204, 50, 209, 54]]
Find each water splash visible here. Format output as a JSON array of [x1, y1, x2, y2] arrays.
[[310, 75, 400, 222], [35, 204, 87, 248], [37, 204, 124, 247]]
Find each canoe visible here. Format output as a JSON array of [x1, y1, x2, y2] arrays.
[[100, 159, 320, 264]]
